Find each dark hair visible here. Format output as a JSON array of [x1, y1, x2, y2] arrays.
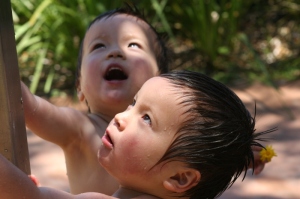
[[75, 3, 170, 89], [159, 70, 274, 199]]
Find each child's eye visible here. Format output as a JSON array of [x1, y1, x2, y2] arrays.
[[92, 43, 105, 51], [131, 99, 136, 106], [142, 114, 151, 126], [128, 43, 140, 49]]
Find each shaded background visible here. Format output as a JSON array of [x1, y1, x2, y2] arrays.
[[10, 0, 300, 198], [11, 0, 300, 96]]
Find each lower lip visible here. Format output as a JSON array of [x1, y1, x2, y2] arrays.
[[105, 80, 127, 87], [102, 134, 113, 149]]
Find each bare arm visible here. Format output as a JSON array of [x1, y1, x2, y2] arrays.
[[0, 154, 66, 199], [0, 154, 116, 199], [21, 81, 87, 148]]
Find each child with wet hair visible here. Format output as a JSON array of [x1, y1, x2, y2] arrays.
[[4, 70, 272, 199], [0, 71, 273, 199]]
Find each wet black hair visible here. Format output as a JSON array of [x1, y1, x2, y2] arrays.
[[75, 3, 170, 89], [159, 70, 274, 199]]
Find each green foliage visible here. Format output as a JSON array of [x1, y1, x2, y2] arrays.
[[161, 0, 244, 79], [11, 0, 300, 96], [171, 0, 241, 58]]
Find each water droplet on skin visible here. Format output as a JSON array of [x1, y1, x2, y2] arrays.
[[4, 149, 8, 152]]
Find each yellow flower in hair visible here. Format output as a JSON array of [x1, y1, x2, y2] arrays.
[[260, 145, 277, 162]]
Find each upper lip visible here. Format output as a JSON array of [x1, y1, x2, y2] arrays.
[[104, 63, 128, 81], [105, 128, 114, 145], [102, 130, 114, 149]]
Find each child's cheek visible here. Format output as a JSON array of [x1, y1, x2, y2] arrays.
[[120, 138, 148, 174], [83, 55, 101, 76], [87, 60, 101, 77], [134, 57, 157, 76]]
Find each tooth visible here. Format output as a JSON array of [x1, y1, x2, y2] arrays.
[[109, 67, 122, 72]]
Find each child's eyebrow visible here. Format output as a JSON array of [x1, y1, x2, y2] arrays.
[[122, 34, 139, 42], [86, 33, 109, 48], [135, 92, 158, 127], [122, 32, 147, 42], [151, 107, 158, 129]]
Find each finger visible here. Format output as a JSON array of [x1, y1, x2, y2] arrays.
[[28, 175, 40, 186]]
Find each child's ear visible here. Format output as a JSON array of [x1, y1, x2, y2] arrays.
[[163, 168, 201, 193], [77, 86, 85, 102]]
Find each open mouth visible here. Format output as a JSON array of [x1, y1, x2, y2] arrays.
[[102, 132, 114, 149], [104, 67, 128, 81], [106, 133, 113, 145]]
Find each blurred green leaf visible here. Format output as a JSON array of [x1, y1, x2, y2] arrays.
[[11, 0, 300, 96]]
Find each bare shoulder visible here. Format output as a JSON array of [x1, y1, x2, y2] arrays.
[[112, 188, 161, 199], [62, 112, 109, 155], [40, 188, 117, 199], [75, 192, 117, 199], [133, 195, 161, 199]]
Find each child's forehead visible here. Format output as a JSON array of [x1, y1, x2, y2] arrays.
[[83, 13, 157, 50], [87, 14, 152, 37], [140, 77, 169, 92], [139, 77, 183, 103]]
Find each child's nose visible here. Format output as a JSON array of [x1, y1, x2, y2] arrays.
[[107, 47, 125, 59], [114, 112, 126, 131]]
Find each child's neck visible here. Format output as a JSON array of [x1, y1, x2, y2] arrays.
[[112, 187, 161, 199], [91, 112, 113, 124]]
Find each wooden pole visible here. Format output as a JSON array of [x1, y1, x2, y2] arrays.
[[0, 0, 31, 174]]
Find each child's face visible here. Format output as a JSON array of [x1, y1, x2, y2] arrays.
[[98, 77, 189, 189], [78, 14, 159, 117]]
